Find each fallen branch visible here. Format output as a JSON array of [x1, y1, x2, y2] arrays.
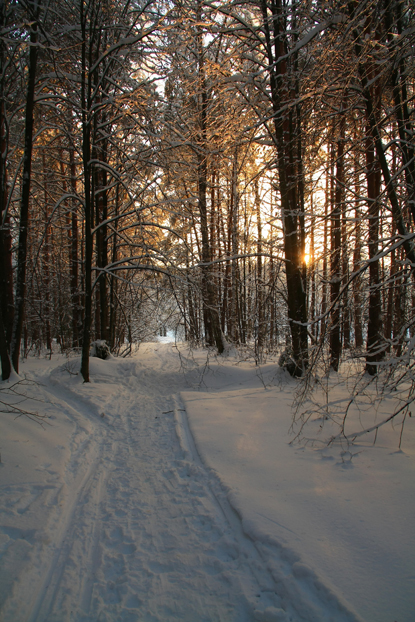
[[0, 379, 49, 425], [330, 401, 411, 449]]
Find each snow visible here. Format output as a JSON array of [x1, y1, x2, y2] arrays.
[[0, 343, 414, 622]]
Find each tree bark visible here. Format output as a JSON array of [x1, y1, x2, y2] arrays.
[[42, 150, 52, 354], [196, 7, 224, 354], [254, 178, 264, 354], [10, 6, 39, 373], [80, 0, 93, 382], [384, 0, 415, 225], [353, 152, 363, 349], [365, 124, 383, 374], [0, 41, 12, 378], [330, 117, 344, 371], [260, 0, 308, 376], [349, 3, 415, 267], [69, 142, 81, 347]]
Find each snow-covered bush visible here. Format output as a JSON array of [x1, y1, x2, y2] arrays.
[[91, 340, 111, 360], [278, 348, 297, 376]]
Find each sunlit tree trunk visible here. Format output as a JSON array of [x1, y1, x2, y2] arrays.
[[260, 0, 308, 376]]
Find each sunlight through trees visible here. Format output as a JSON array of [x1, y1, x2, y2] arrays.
[[1, 0, 415, 427]]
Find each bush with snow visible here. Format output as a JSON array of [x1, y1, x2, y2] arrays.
[[91, 340, 111, 360]]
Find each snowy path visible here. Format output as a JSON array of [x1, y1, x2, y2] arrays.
[[1, 346, 284, 622], [3, 343, 412, 621]]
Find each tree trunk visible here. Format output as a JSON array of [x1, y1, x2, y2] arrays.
[[254, 179, 264, 355], [109, 180, 120, 350], [365, 126, 383, 374], [42, 151, 52, 354], [384, 0, 415, 225], [320, 151, 331, 341], [353, 149, 363, 348], [69, 142, 81, 347], [341, 168, 350, 349], [198, 151, 224, 353], [0, 71, 12, 377], [350, 4, 415, 268], [196, 9, 224, 354], [260, 0, 308, 376], [330, 114, 344, 372], [230, 150, 240, 343], [10, 8, 38, 373], [80, 1, 93, 382]]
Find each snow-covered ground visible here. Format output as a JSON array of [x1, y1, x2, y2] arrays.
[[0, 342, 414, 622]]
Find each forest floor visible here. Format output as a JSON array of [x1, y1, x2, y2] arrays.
[[0, 341, 414, 622]]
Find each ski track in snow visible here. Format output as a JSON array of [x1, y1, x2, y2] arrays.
[[1, 345, 361, 622]]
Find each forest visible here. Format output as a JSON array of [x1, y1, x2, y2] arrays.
[[1, 0, 414, 403], [1, 4, 415, 618]]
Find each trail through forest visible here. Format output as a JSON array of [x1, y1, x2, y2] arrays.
[[1, 343, 413, 622], [0, 345, 301, 622], [2, 346, 273, 621]]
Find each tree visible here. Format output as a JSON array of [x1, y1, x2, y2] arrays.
[[0, 0, 16, 378], [258, 0, 308, 375], [8, 0, 40, 375]]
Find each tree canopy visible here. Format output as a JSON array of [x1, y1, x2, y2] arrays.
[[1, 0, 415, 433]]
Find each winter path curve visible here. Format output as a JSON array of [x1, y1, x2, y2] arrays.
[[0, 343, 366, 622], [1, 344, 287, 622]]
